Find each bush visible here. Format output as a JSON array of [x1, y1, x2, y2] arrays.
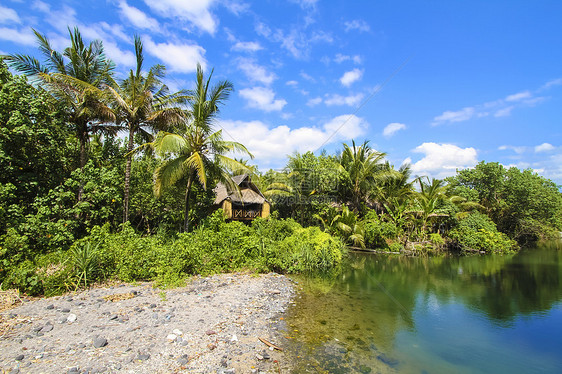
[[364, 219, 398, 249], [449, 212, 518, 254]]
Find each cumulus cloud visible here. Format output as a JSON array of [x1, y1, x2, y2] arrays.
[[143, 0, 218, 34], [118, 1, 160, 31], [236, 58, 276, 85], [410, 143, 478, 179], [535, 143, 555, 153], [383, 123, 406, 138], [344, 19, 370, 32], [143, 36, 206, 73], [219, 114, 367, 166], [324, 93, 364, 106], [340, 68, 363, 87], [0, 5, 20, 24], [239, 87, 287, 112]]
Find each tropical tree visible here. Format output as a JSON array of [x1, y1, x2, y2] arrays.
[[338, 140, 390, 212], [150, 64, 252, 231], [104, 36, 187, 223], [3, 27, 115, 170]]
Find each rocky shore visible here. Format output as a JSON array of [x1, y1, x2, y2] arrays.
[[0, 273, 295, 373]]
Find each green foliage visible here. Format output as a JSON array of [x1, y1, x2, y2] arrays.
[[448, 161, 562, 245], [449, 212, 518, 254], [68, 241, 102, 288], [363, 213, 399, 249]]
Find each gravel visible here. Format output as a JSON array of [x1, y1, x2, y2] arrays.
[[0, 272, 294, 373]]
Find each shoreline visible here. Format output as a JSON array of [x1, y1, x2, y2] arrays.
[[0, 272, 295, 373]]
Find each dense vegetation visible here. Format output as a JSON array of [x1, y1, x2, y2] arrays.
[[1, 29, 561, 296]]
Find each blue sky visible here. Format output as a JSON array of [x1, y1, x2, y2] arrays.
[[1, 0, 561, 184]]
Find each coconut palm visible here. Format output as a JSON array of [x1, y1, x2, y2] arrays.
[[104, 36, 188, 223], [3, 27, 115, 170], [338, 140, 389, 212], [151, 64, 253, 232]]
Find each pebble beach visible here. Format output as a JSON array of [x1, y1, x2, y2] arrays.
[[0, 273, 295, 374]]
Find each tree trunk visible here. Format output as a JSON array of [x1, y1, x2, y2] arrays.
[[183, 172, 194, 232], [77, 122, 88, 203], [123, 126, 134, 224]]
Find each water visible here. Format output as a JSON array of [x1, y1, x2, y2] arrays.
[[284, 244, 562, 373]]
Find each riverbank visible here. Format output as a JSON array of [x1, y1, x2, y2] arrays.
[[0, 272, 294, 373]]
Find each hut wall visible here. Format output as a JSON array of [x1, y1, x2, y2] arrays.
[[222, 200, 233, 219], [261, 202, 270, 218]]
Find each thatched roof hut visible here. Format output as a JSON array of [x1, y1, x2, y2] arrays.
[[213, 174, 270, 220]]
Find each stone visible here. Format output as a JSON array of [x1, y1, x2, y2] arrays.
[[172, 329, 183, 336], [15, 354, 24, 361], [206, 330, 216, 335], [208, 343, 217, 350], [177, 354, 189, 365], [230, 334, 238, 343], [68, 367, 79, 374], [137, 353, 150, 361], [149, 304, 157, 308], [109, 314, 118, 320], [93, 337, 108, 348], [46, 304, 54, 310], [67, 314, 77, 323], [58, 316, 68, 324], [166, 334, 177, 342], [41, 323, 53, 333], [61, 308, 71, 313]]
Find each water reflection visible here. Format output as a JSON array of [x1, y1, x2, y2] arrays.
[[285, 245, 562, 373]]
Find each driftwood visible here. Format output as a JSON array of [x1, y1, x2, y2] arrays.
[[258, 337, 283, 351]]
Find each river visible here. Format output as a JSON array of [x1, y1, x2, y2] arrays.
[[284, 242, 562, 373]]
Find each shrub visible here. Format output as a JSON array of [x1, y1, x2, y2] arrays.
[[449, 212, 518, 254]]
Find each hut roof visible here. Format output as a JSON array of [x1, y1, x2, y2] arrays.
[[213, 174, 268, 205]]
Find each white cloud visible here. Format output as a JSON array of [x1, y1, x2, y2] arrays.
[[340, 68, 363, 87], [231, 41, 262, 52], [333, 53, 362, 64], [410, 143, 478, 179], [383, 122, 406, 138], [494, 106, 514, 117], [344, 19, 370, 33], [505, 91, 531, 102], [143, 0, 218, 34], [535, 143, 555, 153], [307, 97, 322, 106], [286, 80, 298, 86], [541, 78, 562, 90], [32, 1, 50, 13], [239, 87, 287, 112], [300, 71, 315, 82], [103, 40, 137, 68], [0, 6, 20, 24], [289, 0, 319, 9], [118, 1, 159, 31], [0, 27, 36, 46], [324, 93, 364, 107], [219, 114, 367, 166], [236, 58, 276, 85], [143, 36, 206, 73], [432, 107, 475, 125], [498, 145, 526, 154]]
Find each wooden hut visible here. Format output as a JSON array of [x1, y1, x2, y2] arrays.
[[213, 174, 270, 221]]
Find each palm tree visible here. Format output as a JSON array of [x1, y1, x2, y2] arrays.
[[150, 64, 252, 232], [104, 36, 188, 223], [3, 27, 115, 170], [338, 140, 389, 212]]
